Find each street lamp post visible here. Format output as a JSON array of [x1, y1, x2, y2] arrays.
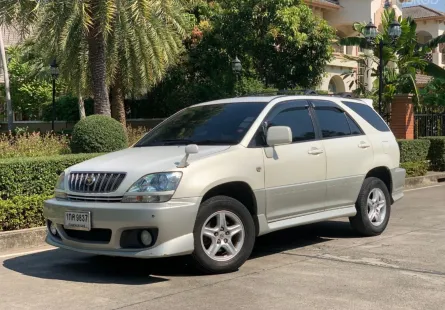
[[232, 56, 242, 96], [363, 18, 401, 116], [50, 59, 59, 131]]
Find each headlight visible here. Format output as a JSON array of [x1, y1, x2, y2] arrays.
[[122, 172, 182, 203], [55, 172, 65, 191], [55, 172, 67, 200]]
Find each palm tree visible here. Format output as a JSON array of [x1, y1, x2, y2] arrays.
[[106, 0, 190, 125], [339, 8, 445, 105], [0, 28, 13, 130], [0, 0, 191, 122]]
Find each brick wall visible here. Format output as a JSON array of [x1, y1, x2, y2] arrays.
[[390, 94, 414, 140]]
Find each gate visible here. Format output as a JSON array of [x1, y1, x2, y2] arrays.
[[415, 107, 445, 138]]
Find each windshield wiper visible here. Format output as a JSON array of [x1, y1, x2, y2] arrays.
[[192, 139, 237, 145]]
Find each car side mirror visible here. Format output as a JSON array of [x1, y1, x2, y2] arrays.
[[176, 144, 199, 168], [266, 126, 292, 147]]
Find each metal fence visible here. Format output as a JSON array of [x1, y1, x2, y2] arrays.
[[415, 110, 445, 138]]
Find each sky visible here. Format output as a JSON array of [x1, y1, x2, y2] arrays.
[[402, 0, 445, 11]]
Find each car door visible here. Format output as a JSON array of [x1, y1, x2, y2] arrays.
[[260, 100, 327, 221], [310, 99, 374, 209]]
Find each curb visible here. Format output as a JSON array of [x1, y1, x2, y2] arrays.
[[0, 227, 47, 252], [405, 172, 445, 188]]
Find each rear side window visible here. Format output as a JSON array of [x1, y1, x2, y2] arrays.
[[315, 108, 351, 138], [342, 101, 390, 132]]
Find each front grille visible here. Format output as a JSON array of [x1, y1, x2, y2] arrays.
[[66, 194, 123, 203], [68, 172, 126, 193], [64, 228, 112, 243]]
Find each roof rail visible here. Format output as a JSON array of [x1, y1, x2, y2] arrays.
[[242, 89, 356, 98]]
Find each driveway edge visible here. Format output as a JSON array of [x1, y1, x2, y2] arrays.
[[405, 172, 445, 189], [0, 227, 46, 252]]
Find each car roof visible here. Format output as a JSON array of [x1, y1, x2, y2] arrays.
[[191, 95, 371, 107]]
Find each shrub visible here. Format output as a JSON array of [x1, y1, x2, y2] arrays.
[[70, 115, 128, 153], [421, 137, 445, 171], [0, 131, 71, 158], [400, 161, 428, 178], [0, 195, 50, 231], [397, 139, 430, 163], [0, 153, 101, 200], [127, 125, 149, 146]]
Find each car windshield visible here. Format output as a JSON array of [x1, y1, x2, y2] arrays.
[[134, 102, 267, 146]]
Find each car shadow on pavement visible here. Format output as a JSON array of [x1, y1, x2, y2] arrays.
[[3, 220, 356, 283]]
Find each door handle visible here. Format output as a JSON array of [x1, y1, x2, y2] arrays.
[[308, 147, 324, 155], [358, 141, 371, 149]]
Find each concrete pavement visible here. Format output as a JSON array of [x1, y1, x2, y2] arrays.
[[1, 184, 445, 310]]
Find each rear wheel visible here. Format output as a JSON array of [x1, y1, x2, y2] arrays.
[[349, 177, 391, 236], [191, 196, 255, 274]]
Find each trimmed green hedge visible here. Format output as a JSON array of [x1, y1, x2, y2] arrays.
[[401, 161, 428, 178], [397, 139, 430, 163], [0, 153, 102, 200], [421, 137, 445, 171], [71, 115, 128, 153], [397, 139, 430, 177], [0, 195, 50, 231]]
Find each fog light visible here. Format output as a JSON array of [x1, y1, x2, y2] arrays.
[[49, 222, 57, 236], [139, 230, 153, 246]]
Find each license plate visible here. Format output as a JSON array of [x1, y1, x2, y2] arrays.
[[64, 211, 91, 231]]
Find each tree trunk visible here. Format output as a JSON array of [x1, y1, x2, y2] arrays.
[[111, 71, 126, 126], [78, 94, 86, 119], [0, 29, 13, 131], [87, 8, 110, 116]]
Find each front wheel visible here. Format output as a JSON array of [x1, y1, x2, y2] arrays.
[[349, 177, 391, 237], [191, 196, 255, 274]]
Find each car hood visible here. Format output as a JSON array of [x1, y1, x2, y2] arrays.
[[68, 145, 231, 175]]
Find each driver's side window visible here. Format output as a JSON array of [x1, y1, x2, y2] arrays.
[[252, 100, 316, 147]]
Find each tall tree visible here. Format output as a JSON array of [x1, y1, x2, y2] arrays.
[[0, 0, 191, 123], [0, 29, 13, 130]]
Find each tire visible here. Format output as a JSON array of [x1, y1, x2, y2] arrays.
[[191, 195, 255, 274], [349, 177, 391, 237]]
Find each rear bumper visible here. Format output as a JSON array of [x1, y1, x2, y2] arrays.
[[43, 197, 201, 258], [391, 167, 406, 203]]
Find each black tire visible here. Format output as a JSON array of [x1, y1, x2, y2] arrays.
[[191, 196, 255, 274], [349, 177, 391, 237]]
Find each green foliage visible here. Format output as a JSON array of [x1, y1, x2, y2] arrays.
[[421, 137, 445, 171], [146, 0, 335, 111], [421, 78, 445, 106], [397, 139, 430, 163], [0, 131, 71, 158], [340, 8, 445, 114], [0, 154, 101, 200], [0, 195, 51, 231], [41, 96, 94, 122], [70, 115, 128, 153], [400, 161, 428, 178], [0, 45, 53, 120]]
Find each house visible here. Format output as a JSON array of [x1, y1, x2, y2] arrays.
[[306, 0, 444, 93]]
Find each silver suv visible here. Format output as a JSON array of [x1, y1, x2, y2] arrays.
[[44, 95, 405, 274]]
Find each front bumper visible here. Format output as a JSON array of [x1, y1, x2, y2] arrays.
[[391, 167, 406, 203], [43, 197, 200, 258]]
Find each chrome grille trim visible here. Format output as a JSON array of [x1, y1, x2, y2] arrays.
[[68, 172, 126, 193], [66, 195, 123, 203]]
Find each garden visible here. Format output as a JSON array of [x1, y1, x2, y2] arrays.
[[0, 116, 147, 231]]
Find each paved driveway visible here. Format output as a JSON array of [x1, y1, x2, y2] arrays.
[[1, 185, 445, 310]]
